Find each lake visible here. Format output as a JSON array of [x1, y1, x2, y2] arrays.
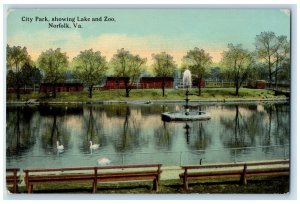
[[6, 101, 290, 169]]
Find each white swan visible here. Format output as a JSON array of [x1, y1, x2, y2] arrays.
[[56, 140, 64, 151], [89, 141, 99, 150], [97, 157, 111, 166]]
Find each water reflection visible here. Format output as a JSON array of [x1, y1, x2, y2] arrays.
[[6, 102, 290, 168], [114, 106, 144, 152], [80, 106, 106, 154], [6, 106, 37, 157], [154, 121, 174, 150], [189, 121, 212, 150]]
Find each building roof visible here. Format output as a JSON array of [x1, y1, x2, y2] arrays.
[[106, 77, 130, 81], [140, 77, 174, 82], [40, 83, 83, 86]]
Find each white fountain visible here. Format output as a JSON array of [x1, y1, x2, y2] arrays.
[[161, 69, 211, 121]]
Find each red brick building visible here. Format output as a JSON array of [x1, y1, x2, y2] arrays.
[[103, 77, 130, 89], [7, 87, 33, 94], [39, 83, 84, 93], [256, 80, 266, 89], [192, 79, 205, 88], [140, 77, 174, 89]]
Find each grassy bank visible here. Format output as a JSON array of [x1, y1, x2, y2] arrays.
[[8, 176, 289, 194], [6, 88, 287, 103]]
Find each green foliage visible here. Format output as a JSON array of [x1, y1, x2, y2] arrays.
[[73, 49, 108, 98], [110, 48, 147, 97], [254, 31, 290, 86], [152, 52, 177, 96], [37, 48, 68, 83], [182, 47, 212, 79], [6, 44, 31, 71], [182, 47, 212, 95], [111, 48, 146, 81], [20, 63, 43, 86], [221, 44, 254, 95], [6, 45, 33, 100], [152, 52, 177, 77]]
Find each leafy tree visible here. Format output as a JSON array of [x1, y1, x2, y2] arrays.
[[221, 43, 254, 96], [110, 48, 146, 97], [182, 47, 212, 96], [20, 63, 43, 90], [73, 49, 108, 98], [273, 36, 290, 87], [254, 31, 278, 87], [152, 52, 176, 97], [6, 45, 31, 99], [37, 48, 68, 98], [208, 67, 222, 81]]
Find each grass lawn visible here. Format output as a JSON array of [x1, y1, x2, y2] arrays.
[[6, 88, 287, 103]]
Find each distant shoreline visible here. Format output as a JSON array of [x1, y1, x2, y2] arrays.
[[6, 98, 289, 105]]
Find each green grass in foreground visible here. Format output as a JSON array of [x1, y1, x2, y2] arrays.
[[8, 176, 289, 194], [6, 88, 287, 102]]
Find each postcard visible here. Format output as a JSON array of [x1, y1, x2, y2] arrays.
[[5, 6, 291, 197]]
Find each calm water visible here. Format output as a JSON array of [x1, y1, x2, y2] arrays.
[[6, 102, 290, 169]]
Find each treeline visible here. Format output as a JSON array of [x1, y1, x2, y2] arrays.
[[6, 31, 290, 99]]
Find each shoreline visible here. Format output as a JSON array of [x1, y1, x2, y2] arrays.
[[6, 98, 289, 105]]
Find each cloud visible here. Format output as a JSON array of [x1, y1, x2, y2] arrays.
[[7, 31, 224, 64]]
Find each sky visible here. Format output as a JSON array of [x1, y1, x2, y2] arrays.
[[6, 8, 290, 65]]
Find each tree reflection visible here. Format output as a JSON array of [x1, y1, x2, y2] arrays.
[[261, 103, 290, 154], [273, 103, 289, 144], [220, 103, 290, 157], [6, 106, 37, 156], [39, 106, 72, 154], [220, 105, 251, 155], [188, 121, 212, 150], [154, 121, 174, 150], [81, 106, 106, 153], [114, 106, 144, 152]]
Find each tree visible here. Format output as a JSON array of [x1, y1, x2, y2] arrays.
[[20, 63, 43, 91], [73, 49, 108, 98], [152, 52, 176, 97], [110, 48, 146, 97], [6, 45, 31, 99], [221, 43, 254, 96], [182, 47, 212, 96], [208, 67, 222, 81], [273, 36, 290, 87], [37, 48, 68, 98], [255, 31, 278, 87]]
